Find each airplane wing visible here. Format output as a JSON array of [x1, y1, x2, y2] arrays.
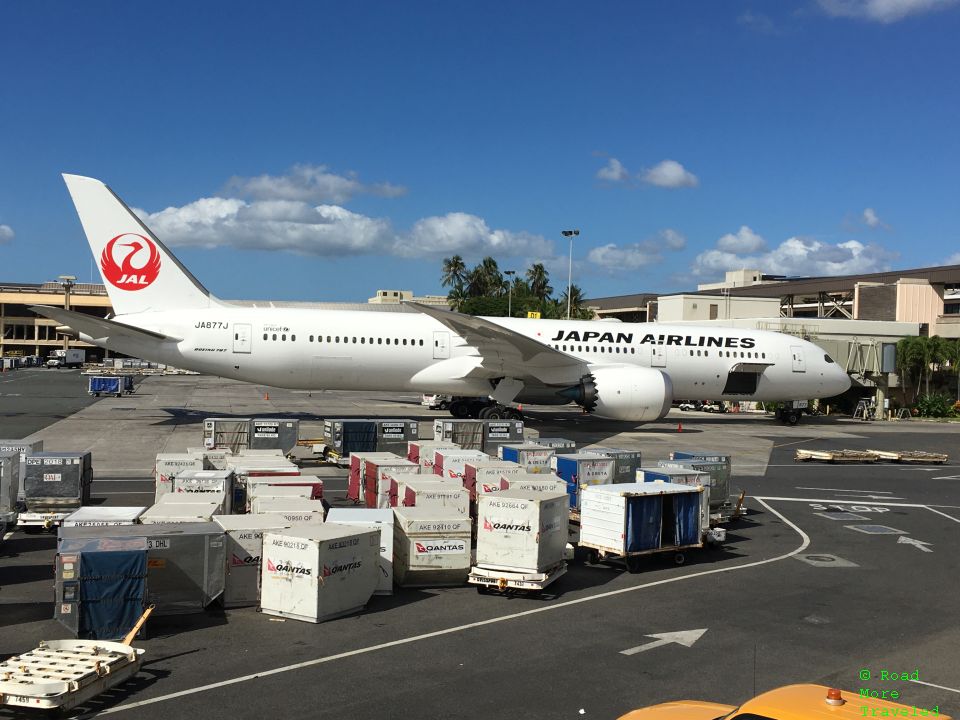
[[405, 302, 588, 385], [31, 306, 181, 343]]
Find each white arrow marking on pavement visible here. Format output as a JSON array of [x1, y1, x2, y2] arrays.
[[897, 536, 933, 552], [620, 629, 708, 656]]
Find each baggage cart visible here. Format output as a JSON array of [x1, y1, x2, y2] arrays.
[[87, 375, 135, 397], [578, 482, 708, 572], [469, 561, 567, 595], [0, 640, 145, 713]]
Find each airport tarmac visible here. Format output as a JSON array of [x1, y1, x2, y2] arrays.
[[2, 372, 959, 719]]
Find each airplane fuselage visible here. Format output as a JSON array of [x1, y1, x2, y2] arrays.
[[90, 306, 850, 404]]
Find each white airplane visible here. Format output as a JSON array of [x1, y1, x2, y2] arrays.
[[33, 174, 851, 425]]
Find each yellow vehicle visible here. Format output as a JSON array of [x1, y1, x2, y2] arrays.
[[618, 684, 950, 719]]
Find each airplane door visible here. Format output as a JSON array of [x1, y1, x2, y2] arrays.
[[652, 345, 666, 368], [433, 331, 450, 359], [790, 345, 806, 372], [233, 324, 252, 354]]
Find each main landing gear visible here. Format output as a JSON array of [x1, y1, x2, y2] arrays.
[[448, 398, 524, 421]]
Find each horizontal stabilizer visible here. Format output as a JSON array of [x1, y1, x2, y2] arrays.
[[30, 306, 181, 343]]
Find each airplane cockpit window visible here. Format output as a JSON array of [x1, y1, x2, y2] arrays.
[[824, 354, 835, 363]]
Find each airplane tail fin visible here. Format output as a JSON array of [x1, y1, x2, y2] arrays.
[[62, 174, 220, 315]]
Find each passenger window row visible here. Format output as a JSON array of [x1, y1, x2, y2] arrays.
[[550, 344, 636, 355], [261, 332, 424, 347], [689, 350, 767, 359]]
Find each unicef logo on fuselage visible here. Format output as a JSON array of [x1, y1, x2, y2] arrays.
[[100, 233, 161, 291]]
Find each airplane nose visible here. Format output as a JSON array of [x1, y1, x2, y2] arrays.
[[833, 368, 852, 395]]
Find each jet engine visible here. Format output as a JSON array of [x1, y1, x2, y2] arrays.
[[562, 365, 673, 422]]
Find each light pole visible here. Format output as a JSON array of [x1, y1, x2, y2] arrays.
[[504, 270, 515, 317], [58, 275, 76, 352], [561, 230, 579, 319]]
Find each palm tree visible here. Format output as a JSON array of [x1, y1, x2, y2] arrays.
[[447, 284, 469, 312], [441, 255, 467, 291], [478, 257, 504, 297], [560, 284, 589, 319], [526, 263, 552, 302]]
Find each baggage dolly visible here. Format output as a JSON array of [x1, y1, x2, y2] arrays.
[[0, 606, 153, 713], [469, 561, 566, 596]]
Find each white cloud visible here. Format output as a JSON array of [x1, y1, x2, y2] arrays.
[[945, 252, 960, 265], [224, 164, 406, 205], [692, 235, 896, 278], [0, 224, 13, 244], [717, 225, 767, 253], [817, 0, 958, 22], [738, 10, 779, 33], [136, 199, 549, 260], [587, 243, 660, 271], [596, 158, 630, 182], [586, 229, 684, 273], [862, 207, 890, 229], [640, 160, 699, 189], [660, 228, 687, 250], [398, 212, 552, 258]]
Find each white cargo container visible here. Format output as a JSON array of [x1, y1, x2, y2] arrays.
[[461, 460, 525, 500], [187, 447, 233, 470], [156, 489, 227, 515], [154, 453, 205, 501], [400, 480, 470, 516], [62, 506, 146, 527], [247, 484, 313, 506], [140, 501, 221, 524], [498, 443, 556, 472], [406, 440, 459, 467], [213, 515, 299, 608], [326, 508, 395, 595], [363, 459, 419, 509], [504, 476, 569, 496], [347, 452, 400, 503], [251, 497, 326, 516], [393, 507, 472, 587], [172, 470, 235, 514], [579, 482, 708, 571], [636, 467, 710, 506], [434, 449, 488, 479], [266, 509, 325, 524], [476, 490, 568, 573], [260, 525, 380, 623]]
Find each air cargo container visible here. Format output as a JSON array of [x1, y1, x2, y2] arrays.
[[203, 417, 251, 453], [326, 508, 394, 595], [584, 448, 643, 484], [260, 525, 380, 623], [1, 450, 20, 517], [245, 476, 323, 504], [462, 460, 525, 500], [393, 507, 472, 587], [186, 447, 233, 470], [363, 458, 419, 509], [140, 500, 222, 524], [550, 453, 616, 510], [321, 418, 378, 459], [213, 515, 299, 608], [498, 443, 556, 472], [228, 458, 301, 512], [154, 453, 205, 501], [251, 497, 326, 516], [475, 491, 568, 573], [502, 475, 568, 496], [58, 522, 226, 615], [438, 450, 490, 481], [173, 470, 235, 514], [530, 437, 577, 453], [55, 535, 148, 639], [62, 506, 146, 527], [87, 376, 135, 397], [578, 482, 708, 571], [374, 420, 419, 455], [347, 452, 400, 503], [406, 441, 460, 471], [400, 480, 470, 515], [433, 419, 525, 455], [667, 450, 732, 508], [636, 467, 710, 505], [0, 439, 42, 500], [433, 449, 488, 479], [247, 418, 299, 454], [21, 451, 93, 513], [245, 482, 313, 510], [481, 420, 525, 456]]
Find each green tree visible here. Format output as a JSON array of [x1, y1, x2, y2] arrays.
[[447, 284, 469, 312], [441, 255, 467, 291], [896, 337, 924, 403], [526, 263, 553, 302], [560, 284, 592, 320]]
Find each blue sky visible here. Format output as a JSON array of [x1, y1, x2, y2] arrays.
[[1, 0, 958, 302]]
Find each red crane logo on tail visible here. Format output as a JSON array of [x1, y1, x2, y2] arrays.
[[100, 233, 161, 290]]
